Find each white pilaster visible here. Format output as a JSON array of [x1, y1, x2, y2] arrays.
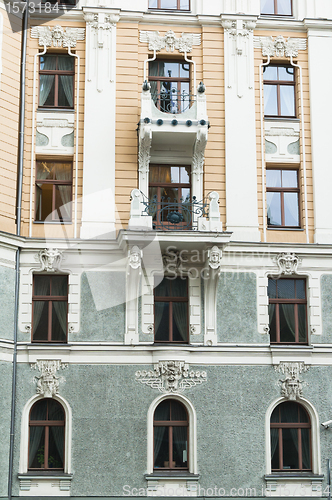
[[222, 17, 260, 242], [81, 10, 119, 239], [306, 23, 332, 243]]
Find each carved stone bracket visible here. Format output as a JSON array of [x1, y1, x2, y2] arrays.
[[192, 128, 208, 199], [273, 252, 301, 276], [139, 30, 201, 53], [274, 362, 309, 400], [138, 126, 152, 195], [31, 25, 85, 48], [204, 247, 222, 345], [135, 361, 207, 393], [125, 246, 142, 344], [35, 248, 63, 272], [31, 360, 67, 398], [254, 35, 307, 59], [162, 249, 182, 274]]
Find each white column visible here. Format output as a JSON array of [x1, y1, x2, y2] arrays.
[[306, 24, 332, 243], [81, 11, 119, 239], [222, 17, 260, 242]]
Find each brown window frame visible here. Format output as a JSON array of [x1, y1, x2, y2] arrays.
[[153, 399, 189, 471], [268, 278, 307, 345], [261, 0, 293, 16], [266, 168, 300, 228], [154, 276, 189, 343], [28, 399, 65, 471], [32, 274, 68, 343], [271, 402, 311, 472], [148, 0, 190, 11], [35, 160, 73, 222], [263, 65, 296, 118], [39, 54, 75, 109]]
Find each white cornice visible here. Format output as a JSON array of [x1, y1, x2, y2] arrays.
[[256, 17, 306, 32]]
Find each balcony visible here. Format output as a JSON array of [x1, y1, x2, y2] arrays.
[[128, 189, 222, 232]]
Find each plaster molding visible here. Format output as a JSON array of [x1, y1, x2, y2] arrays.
[[273, 252, 301, 276], [36, 111, 75, 155], [204, 247, 222, 345], [135, 361, 207, 393], [162, 249, 182, 273], [128, 245, 142, 270], [125, 246, 142, 344], [35, 248, 64, 272], [138, 126, 152, 196], [274, 362, 309, 401], [254, 35, 307, 58], [31, 25, 85, 48], [139, 30, 201, 53], [208, 245, 222, 270], [191, 127, 207, 200], [31, 360, 67, 398]]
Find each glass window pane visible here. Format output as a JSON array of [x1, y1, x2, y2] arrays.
[[34, 275, 51, 296], [180, 167, 190, 183], [171, 277, 187, 297], [160, 0, 178, 8], [268, 279, 277, 299], [170, 167, 179, 183], [299, 405, 309, 423], [279, 304, 296, 342], [298, 304, 307, 343], [271, 428, 279, 469], [149, 0, 158, 7], [173, 427, 188, 467], [301, 429, 311, 469], [181, 188, 190, 203], [277, 279, 295, 299], [55, 185, 72, 221], [154, 427, 169, 468], [52, 302, 67, 341], [158, 166, 172, 184], [282, 428, 299, 469], [155, 302, 169, 341], [49, 426, 64, 468], [155, 400, 170, 421], [155, 278, 170, 297], [284, 193, 299, 226], [280, 401, 299, 422], [36, 183, 53, 221], [180, 0, 189, 9], [40, 55, 56, 71], [264, 84, 278, 115], [267, 192, 281, 225], [266, 169, 281, 188], [269, 304, 276, 342], [282, 170, 298, 187], [36, 161, 55, 180], [48, 400, 65, 421], [261, 0, 275, 14], [55, 163, 72, 181], [51, 276, 68, 296], [280, 85, 296, 116], [33, 301, 49, 341], [171, 401, 187, 421], [264, 66, 278, 80], [29, 427, 45, 468], [296, 280, 306, 300], [57, 55, 74, 72], [278, 0, 292, 15], [30, 400, 47, 421], [58, 75, 74, 107], [172, 302, 188, 342], [40, 75, 55, 106], [180, 63, 190, 78], [278, 66, 294, 81]]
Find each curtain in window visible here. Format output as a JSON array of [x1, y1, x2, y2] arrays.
[[56, 164, 72, 219], [58, 57, 74, 107], [52, 277, 67, 341], [280, 303, 296, 341], [280, 86, 295, 116], [270, 408, 279, 464], [302, 428, 310, 469], [29, 402, 47, 467], [149, 61, 159, 105], [33, 277, 50, 337], [285, 403, 300, 457], [171, 279, 187, 342], [40, 57, 56, 106], [50, 426, 64, 467], [154, 402, 170, 466], [35, 164, 53, 220], [173, 426, 187, 465], [284, 192, 299, 226]]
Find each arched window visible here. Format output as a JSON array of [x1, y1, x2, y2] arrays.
[[153, 399, 188, 470], [271, 401, 311, 471], [29, 399, 65, 470]]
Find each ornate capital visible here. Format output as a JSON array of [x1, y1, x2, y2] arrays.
[[208, 246, 222, 270], [222, 19, 256, 39], [135, 361, 207, 393], [254, 35, 307, 59], [31, 360, 67, 398], [274, 362, 309, 400], [84, 12, 119, 31], [128, 245, 142, 270], [162, 249, 181, 273], [273, 252, 301, 275], [192, 128, 208, 178], [36, 248, 63, 272], [139, 30, 201, 53], [31, 25, 85, 48]]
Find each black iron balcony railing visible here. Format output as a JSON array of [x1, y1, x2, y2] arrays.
[[151, 89, 194, 114], [141, 193, 209, 230]]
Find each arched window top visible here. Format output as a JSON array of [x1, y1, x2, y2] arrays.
[[154, 399, 188, 422], [29, 399, 65, 471], [270, 401, 311, 472]]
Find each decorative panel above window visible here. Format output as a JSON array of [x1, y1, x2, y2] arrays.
[[32, 274, 68, 342], [266, 169, 300, 228], [35, 160, 72, 222], [149, 60, 191, 114], [263, 65, 296, 118], [39, 54, 74, 108], [261, 0, 292, 15], [268, 278, 307, 344], [148, 0, 190, 11], [154, 276, 188, 343]]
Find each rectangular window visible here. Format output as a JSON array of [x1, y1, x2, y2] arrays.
[[39, 54, 74, 108], [32, 275, 68, 343], [154, 276, 188, 343], [266, 169, 300, 227], [263, 65, 296, 118], [35, 161, 72, 222], [148, 0, 190, 11], [268, 278, 307, 344], [149, 165, 191, 230], [261, 0, 292, 15], [149, 60, 191, 114]]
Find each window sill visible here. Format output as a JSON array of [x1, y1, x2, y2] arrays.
[[264, 117, 300, 123], [267, 227, 304, 231], [34, 221, 72, 224], [37, 108, 75, 113], [145, 473, 199, 496], [18, 473, 73, 495], [264, 473, 324, 497]]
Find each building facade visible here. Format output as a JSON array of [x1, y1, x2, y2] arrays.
[[1, 0, 332, 499]]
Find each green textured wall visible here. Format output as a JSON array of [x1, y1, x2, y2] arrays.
[[0, 265, 15, 341]]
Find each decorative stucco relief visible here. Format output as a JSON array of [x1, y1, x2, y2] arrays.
[[273, 252, 301, 276], [31, 360, 67, 398], [36, 112, 75, 155], [254, 35, 307, 59], [274, 362, 309, 400], [35, 248, 64, 272], [135, 361, 207, 393], [31, 25, 85, 48], [264, 121, 300, 163], [208, 246, 222, 270], [139, 30, 201, 53]]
